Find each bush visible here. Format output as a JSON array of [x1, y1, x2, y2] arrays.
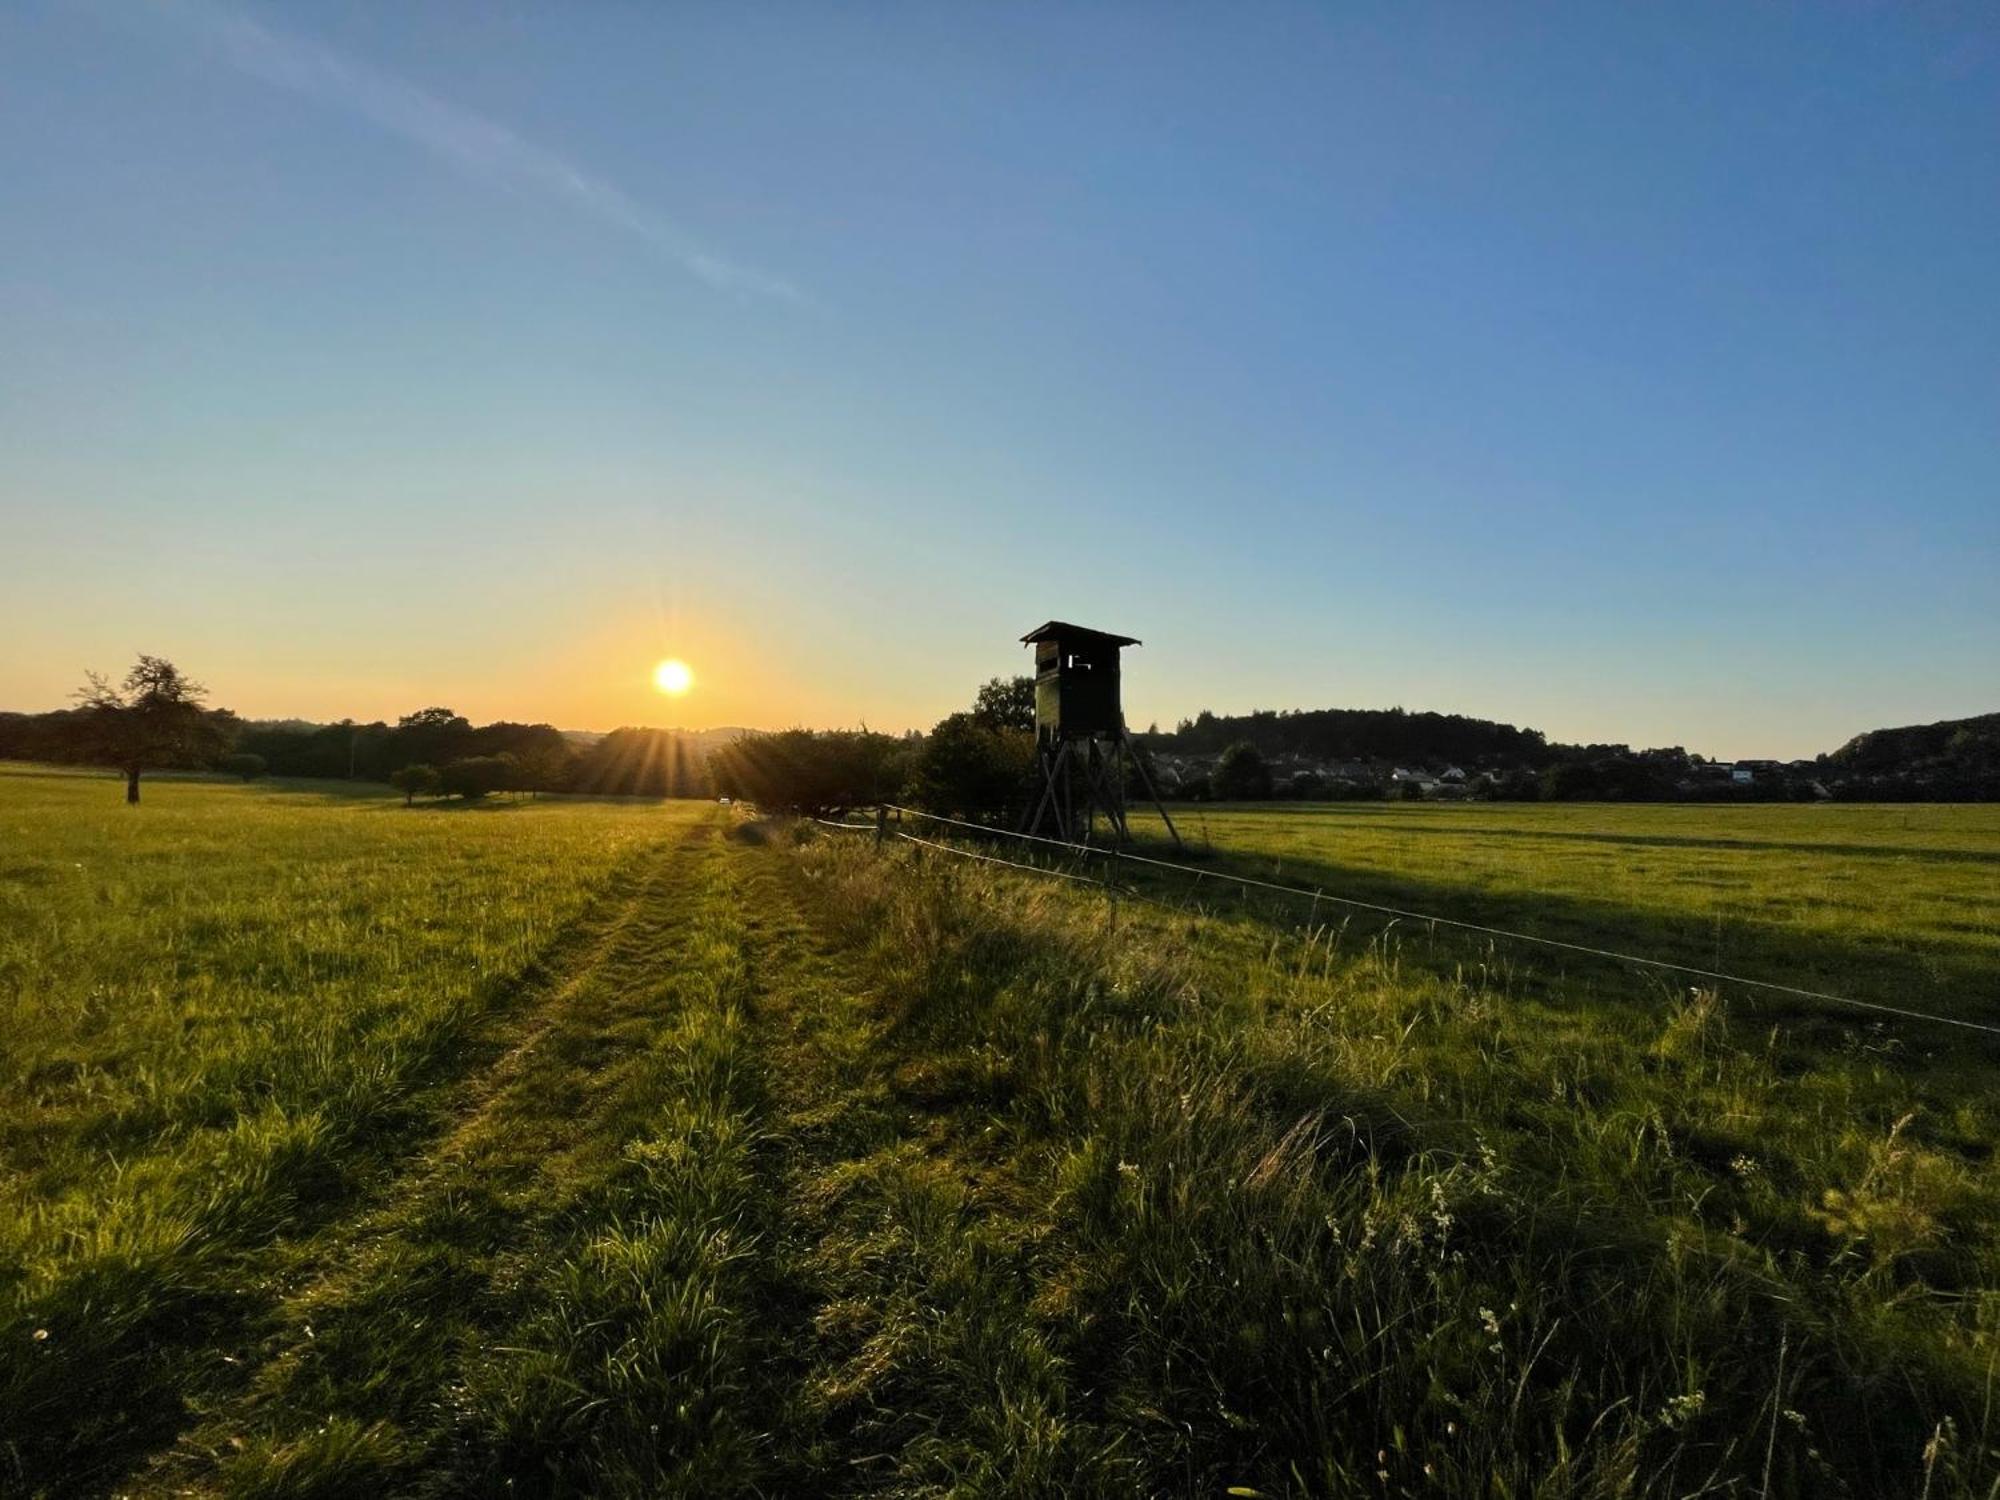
[[708, 730, 907, 816], [1326, 777, 1386, 800], [1211, 741, 1272, 800], [1540, 759, 1676, 802], [906, 714, 1036, 823], [440, 755, 521, 801], [219, 753, 267, 781]]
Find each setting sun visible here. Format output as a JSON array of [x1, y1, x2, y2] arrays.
[[652, 658, 694, 697]]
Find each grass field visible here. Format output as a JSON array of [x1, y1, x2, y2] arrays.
[[1130, 801, 2000, 1026], [2, 765, 1996, 1497]]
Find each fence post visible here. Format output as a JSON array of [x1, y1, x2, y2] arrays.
[[875, 804, 887, 848]]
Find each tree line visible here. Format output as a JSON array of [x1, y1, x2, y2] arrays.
[[0, 658, 716, 804], [1146, 706, 2000, 801], [10, 656, 1990, 808], [0, 656, 1058, 816], [709, 676, 1049, 819]]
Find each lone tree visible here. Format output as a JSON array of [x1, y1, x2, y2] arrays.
[[71, 655, 228, 804], [389, 763, 443, 806]]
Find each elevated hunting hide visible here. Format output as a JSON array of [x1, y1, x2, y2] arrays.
[[1018, 621, 1181, 849]]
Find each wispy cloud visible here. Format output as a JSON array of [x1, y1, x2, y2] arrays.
[[162, 1, 802, 302]]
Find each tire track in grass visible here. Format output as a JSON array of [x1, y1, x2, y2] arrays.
[[428, 825, 781, 1497], [130, 814, 737, 1496], [3, 815, 712, 1500], [138, 820, 1125, 1497]]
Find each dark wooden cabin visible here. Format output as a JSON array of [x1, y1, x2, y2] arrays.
[[1020, 621, 1139, 743]]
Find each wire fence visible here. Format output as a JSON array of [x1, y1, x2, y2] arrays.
[[823, 803, 2000, 1040], [893, 827, 1105, 885]]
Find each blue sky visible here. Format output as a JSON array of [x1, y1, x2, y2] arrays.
[[2, 2, 1994, 756]]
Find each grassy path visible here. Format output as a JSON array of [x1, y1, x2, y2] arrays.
[[129, 821, 1107, 1498], [131, 814, 756, 1493]]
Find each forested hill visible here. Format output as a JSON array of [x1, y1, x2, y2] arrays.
[[1827, 712, 1999, 777], [1140, 707, 1554, 766], [1137, 704, 2000, 799]]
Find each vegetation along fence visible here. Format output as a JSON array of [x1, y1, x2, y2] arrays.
[[808, 803, 2000, 1040]]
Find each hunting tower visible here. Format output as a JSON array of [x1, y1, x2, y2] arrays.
[[1020, 621, 1181, 849]]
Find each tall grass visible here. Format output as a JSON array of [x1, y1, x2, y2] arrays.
[[785, 826, 1999, 1496], [0, 766, 689, 1490]]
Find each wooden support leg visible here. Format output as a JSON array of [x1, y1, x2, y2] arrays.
[[1121, 730, 1183, 851]]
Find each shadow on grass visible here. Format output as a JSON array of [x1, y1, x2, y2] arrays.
[[1108, 832, 2000, 1071], [2, 763, 689, 810], [382, 794, 699, 813], [1176, 800, 2000, 865], [267, 787, 697, 812]]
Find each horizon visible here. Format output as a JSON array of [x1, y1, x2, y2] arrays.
[[5, 4, 1996, 760], [10, 667, 1982, 766]]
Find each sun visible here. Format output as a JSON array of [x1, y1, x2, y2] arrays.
[[652, 658, 694, 697]]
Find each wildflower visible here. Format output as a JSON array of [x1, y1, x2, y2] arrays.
[[1660, 1391, 1706, 1429], [1429, 1179, 1454, 1237], [32, 1328, 49, 1342]]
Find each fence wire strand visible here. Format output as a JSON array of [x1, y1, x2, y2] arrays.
[[865, 804, 1999, 1039], [892, 828, 1103, 885]]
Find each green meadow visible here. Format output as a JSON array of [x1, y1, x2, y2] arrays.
[[2, 765, 1996, 1497], [1128, 800, 2000, 1028]]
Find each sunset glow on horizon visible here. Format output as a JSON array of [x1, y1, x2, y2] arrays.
[[1, 5, 1994, 758]]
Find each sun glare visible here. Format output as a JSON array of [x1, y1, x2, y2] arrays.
[[652, 658, 694, 697]]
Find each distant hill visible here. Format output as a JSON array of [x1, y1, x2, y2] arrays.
[[667, 726, 756, 754], [559, 726, 751, 752], [1825, 711, 1999, 794], [1140, 706, 1552, 767], [1137, 704, 1999, 801]]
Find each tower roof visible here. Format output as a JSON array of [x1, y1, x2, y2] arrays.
[[1019, 621, 1141, 648]]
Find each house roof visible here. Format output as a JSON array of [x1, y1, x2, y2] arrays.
[[1019, 621, 1141, 648]]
